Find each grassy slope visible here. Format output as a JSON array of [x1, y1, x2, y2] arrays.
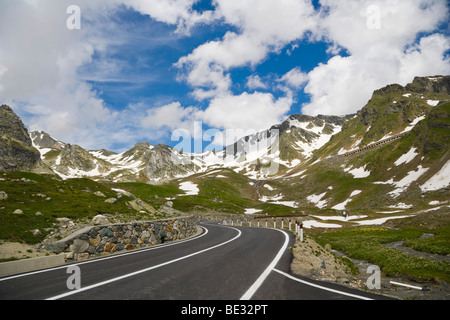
[[281, 101, 450, 212], [314, 225, 450, 283], [0, 172, 136, 243]]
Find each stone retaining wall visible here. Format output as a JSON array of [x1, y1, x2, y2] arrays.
[[44, 216, 198, 261]]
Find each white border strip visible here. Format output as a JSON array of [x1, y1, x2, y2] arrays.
[[0, 226, 208, 282], [273, 268, 373, 300], [46, 226, 241, 300], [390, 281, 422, 290], [240, 228, 290, 300]]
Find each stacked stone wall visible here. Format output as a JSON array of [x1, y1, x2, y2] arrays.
[[44, 216, 198, 261]]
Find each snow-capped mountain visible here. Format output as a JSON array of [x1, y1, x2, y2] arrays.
[[20, 75, 450, 211], [30, 112, 350, 183]]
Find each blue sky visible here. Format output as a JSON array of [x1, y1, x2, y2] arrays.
[[0, 0, 449, 153]]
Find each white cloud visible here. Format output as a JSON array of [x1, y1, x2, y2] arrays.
[[200, 91, 293, 132], [246, 75, 267, 90], [399, 34, 450, 81], [0, 0, 211, 150], [301, 0, 450, 116], [141, 101, 200, 131], [278, 67, 309, 89], [316, 0, 448, 55], [1, 0, 448, 152], [125, 0, 216, 34], [175, 0, 317, 99], [0, 1, 118, 149]]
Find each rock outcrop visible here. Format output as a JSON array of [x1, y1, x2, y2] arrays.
[[0, 105, 43, 172]]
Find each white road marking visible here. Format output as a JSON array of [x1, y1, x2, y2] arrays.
[[273, 268, 373, 300], [46, 226, 242, 300], [240, 228, 290, 300]]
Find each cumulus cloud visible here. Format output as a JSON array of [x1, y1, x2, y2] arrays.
[[200, 91, 293, 131], [141, 101, 200, 131], [0, 0, 117, 149], [0, 0, 212, 150], [124, 0, 216, 34], [246, 75, 267, 90], [301, 0, 450, 116], [278, 67, 309, 89], [175, 0, 317, 99], [1, 0, 448, 152]]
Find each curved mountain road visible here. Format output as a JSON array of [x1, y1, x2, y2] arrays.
[[0, 222, 389, 301]]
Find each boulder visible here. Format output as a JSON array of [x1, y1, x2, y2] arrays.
[[104, 242, 116, 253], [93, 191, 106, 197], [91, 214, 110, 225], [100, 227, 114, 238], [128, 198, 156, 214], [71, 239, 89, 253], [30, 229, 41, 237], [89, 235, 101, 247], [13, 209, 23, 215], [165, 201, 173, 208]]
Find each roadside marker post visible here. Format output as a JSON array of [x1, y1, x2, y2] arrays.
[[299, 223, 304, 242]]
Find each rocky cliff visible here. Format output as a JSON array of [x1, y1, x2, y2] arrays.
[[0, 105, 47, 173]]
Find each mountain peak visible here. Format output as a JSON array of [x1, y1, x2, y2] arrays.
[[0, 105, 45, 172], [372, 76, 450, 98], [405, 75, 450, 95], [30, 130, 66, 150]]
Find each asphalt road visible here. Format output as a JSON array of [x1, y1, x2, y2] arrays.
[[0, 222, 389, 301]]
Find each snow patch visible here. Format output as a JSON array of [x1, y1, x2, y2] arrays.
[[302, 220, 342, 229], [307, 192, 328, 209], [344, 165, 371, 178], [179, 181, 199, 196], [331, 190, 362, 210], [388, 203, 413, 209], [260, 194, 284, 202], [311, 215, 368, 222], [388, 165, 429, 197], [394, 148, 418, 166], [426, 100, 439, 107], [420, 160, 450, 192], [354, 215, 412, 226], [245, 208, 263, 215]]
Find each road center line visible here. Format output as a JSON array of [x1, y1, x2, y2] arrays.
[[46, 225, 242, 300], [240, 228, 290, 300]]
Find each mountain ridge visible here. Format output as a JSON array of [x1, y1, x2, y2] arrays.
[[1, 75, 449, 213]]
